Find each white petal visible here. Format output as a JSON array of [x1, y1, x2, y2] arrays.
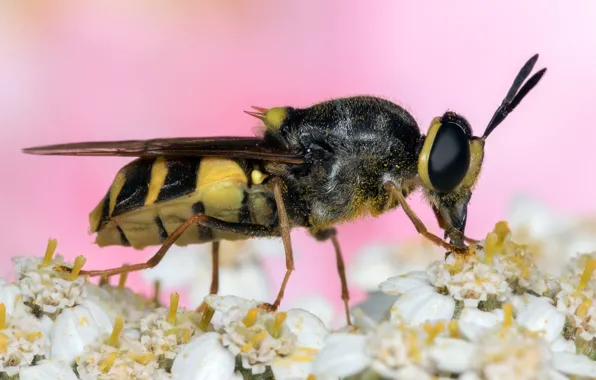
[[460, 307, 500, 327], [458, 308, 500, 341], [286, 294, 336, 329], [143, 245, 206, 288], [0, 282, 22, 315], [49, 303, 112, 363], [551, 352, 596, 377], [516, 297, 565, 342], [429, 338, 475, 374], [286, 309, 328, 349], [550, 337, 576, 353], [459, 371, 482, 380], [19, 359, 78, 380], [171, 332, 237, 380], [271, 353, 315, 380], [313, 333, 370, 378], [379, 272, 431, 295], [391, 287, 455, 325]]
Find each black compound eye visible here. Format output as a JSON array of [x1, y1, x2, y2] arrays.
[[428, 122, 471, 193]]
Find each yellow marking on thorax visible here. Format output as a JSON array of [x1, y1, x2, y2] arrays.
[[108, 170, 127, 216], [145, 157, 168, 206]]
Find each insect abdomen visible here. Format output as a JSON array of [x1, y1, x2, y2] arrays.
[[89, 157, 277, 250]]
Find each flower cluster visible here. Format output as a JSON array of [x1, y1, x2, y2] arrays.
[[4, 196, 596, 378]]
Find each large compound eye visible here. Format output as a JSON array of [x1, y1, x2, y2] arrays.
[[428, 122, 471, 193]]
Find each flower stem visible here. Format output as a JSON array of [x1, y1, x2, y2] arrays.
[[118, 268, 128, 290]]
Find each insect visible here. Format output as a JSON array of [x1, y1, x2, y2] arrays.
[[23, 54, 546, 324]]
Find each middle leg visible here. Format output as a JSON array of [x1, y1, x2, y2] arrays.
[[312, 228, 352, 326]]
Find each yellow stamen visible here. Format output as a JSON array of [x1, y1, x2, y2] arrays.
[[118, 268, 128, 290], [484, 232, 498, 263], [98, 352, 118, 373], [167, 293, 179, 324], [69, 256, 87, 281], [307, 375, 316, 380], [243, 308, 259, 328], [445, 257, 464, 276], [24, 332, 42, 342], [108, 317, 124, 347], [128, 352, 155, 365], [241, 331, 267, 352], [42, 238, 58, 267], [182, 328, 191, 343], [502, 304, 513, 328], [577, 259, 596, 291], [198, 306, 215, 331], [407, 332, 421, 363], [448, 320, 459, 338], [0, 304, 5, 330], [271, 312, 287, 339], [0, 333, 7, 354], [494, 221, 510, 249], [575, 299, 593, 318], [423, 321, 444, 344]]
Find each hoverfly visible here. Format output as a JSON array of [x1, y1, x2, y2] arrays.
[[23, 54, 546, 324]]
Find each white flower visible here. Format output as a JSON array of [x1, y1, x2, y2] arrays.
[[428, 254, 512, 308], [139, 304, 202, 360], [314, 320, 474, 379], [13, 253, 87, 318], [76, 335, 170, 380], [143, 243, 271, 308], [19, 358, 78, 380], [470, 326, 596, 380], [555, 254, 596, 342], [171, 332, 240, 380], [49, 300, 112, 363], [380, 272, 455, 325], [0, 313, 50, 376], [204, 294, 328, 378]]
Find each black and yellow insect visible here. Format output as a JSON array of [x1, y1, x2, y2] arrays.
[[22, 54, 546, 323]]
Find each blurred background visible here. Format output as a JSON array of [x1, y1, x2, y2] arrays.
[[2, 1, 596, 318]]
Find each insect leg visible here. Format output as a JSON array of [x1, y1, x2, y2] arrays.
[[431, 205, 480, 245], [209, 241, 220, 294], [59, 215, 276, 278], [313, 228, 351, 325], [384, 183, 463, 252], [259, 177, 295, 312]]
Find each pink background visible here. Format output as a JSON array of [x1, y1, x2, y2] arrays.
[[2, 1, 596, 309]]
